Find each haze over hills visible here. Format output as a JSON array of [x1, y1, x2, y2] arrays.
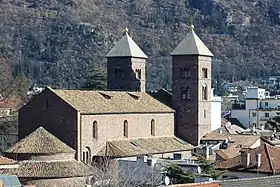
[[0, 0, 279, 90]]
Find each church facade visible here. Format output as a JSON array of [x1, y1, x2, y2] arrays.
[[18, 25, 217, 162]]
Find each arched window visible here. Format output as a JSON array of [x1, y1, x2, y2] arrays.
[[82, 152, 85, 163], [202, 84, 208, 100], [186, 87, 191, 100], [181, 87, 187, 100], [181, 87, 191, 100], [136, 69, 141, 79], [151, 119, 155, 136], [83, 147, 91, 164], [202, 68, 208, 78], [86, 151, 89, 164], [93, 121, 98, 139], [180, 68, 191, 78], [124, 120, 128, 138]]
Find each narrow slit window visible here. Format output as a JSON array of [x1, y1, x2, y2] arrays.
[[151, 119, 155, 136], [93, 121, 98, 139], [124, 120, 128, 138]]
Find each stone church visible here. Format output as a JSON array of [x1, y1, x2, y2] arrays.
[[18, 25, 219, 163]]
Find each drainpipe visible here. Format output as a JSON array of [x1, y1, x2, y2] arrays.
[[77, 111, 82, 161], [257, 99, 259, 129]]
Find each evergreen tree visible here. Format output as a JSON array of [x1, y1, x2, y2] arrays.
[[165, 164, 194, 184], [82, 68, 107, 91]]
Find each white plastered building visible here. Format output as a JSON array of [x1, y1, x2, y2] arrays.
[[231, 87, 280, 129]]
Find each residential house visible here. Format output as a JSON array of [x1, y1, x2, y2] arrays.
[[221, 83, 238, 93], [198, 120, 273, 162], [170, 175, 280, 187], [3, 127, 93, 187], [215, 144, 280, 179], [0, 97, 21, 117], [231, 87, 280, 129]]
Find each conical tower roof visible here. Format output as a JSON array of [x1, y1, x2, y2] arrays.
[[6, 127, 75, 154], [171, 25, 214, 57], [106, 28, 148, 59]]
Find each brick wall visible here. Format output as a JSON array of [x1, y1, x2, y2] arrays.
[[172, 55, 212, 146], [107, 57, 146, 92]]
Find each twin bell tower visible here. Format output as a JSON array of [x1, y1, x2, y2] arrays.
[[105, 25, 214, 146]]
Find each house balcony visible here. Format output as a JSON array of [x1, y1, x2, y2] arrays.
[[260, 117, 272, 121], [258, 107, 280, 111]]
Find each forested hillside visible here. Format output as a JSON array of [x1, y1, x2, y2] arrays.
[[0, 0, 280, 90]]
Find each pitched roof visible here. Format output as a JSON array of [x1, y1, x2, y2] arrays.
[[171, 182, 220, 187], [219, 175, 280, 187], [0, 156, 17, 165], [215, 144, 280, 174], [215, 136, 274, 160], [2, 160, 93, 178], [215, 150, 230, 161], [106, 31, 148, 59], [149, 88, 173, 108], [201, 119, 247, 143], [171, 26, 213, 57], [226, 118, 245, 129], [48, 87, 174, 114], [172, 175, 280, 187], [95, 136, 194, 157], [0, 97, 22, 109], [6, 127, 75, 154]]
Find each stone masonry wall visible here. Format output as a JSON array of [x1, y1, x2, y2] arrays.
[[19, 88, 78, 152], [79, 113, 174, 159]]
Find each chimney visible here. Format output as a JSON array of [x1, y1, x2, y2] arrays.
[[257, 153, 261, 168], [241, 151, 250, 168], [251, 126, 256, 132], [204, 146, 210, 160]]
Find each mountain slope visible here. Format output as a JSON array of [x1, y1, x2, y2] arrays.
[[0, 0, 279, 90]]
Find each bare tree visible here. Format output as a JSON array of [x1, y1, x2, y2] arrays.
[[0, 58, 28, 152], [89, 157, 165, 187]]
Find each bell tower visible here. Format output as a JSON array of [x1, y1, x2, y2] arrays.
[[106, 28, 147, 92], [171, 24, 214, 146]]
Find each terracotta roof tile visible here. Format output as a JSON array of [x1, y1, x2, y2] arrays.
[[215, 144, 280, 174], [171, 175, 280, 187], [0, 97, 22, 109], [219, 175, 280, 187], [0, 156, 17, 165], [171, 182, 220, 187]]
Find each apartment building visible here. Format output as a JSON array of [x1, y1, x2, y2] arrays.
[[231, 87, 280, 129]]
